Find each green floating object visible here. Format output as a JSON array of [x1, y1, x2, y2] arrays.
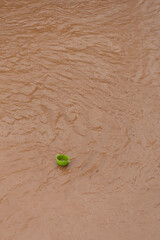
[[56, 154, 70, 167]]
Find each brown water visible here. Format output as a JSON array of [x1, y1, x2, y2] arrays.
[[0, 1, 160, 239]]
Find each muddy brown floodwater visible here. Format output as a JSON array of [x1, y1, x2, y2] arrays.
[[0, 0, 160, 239]]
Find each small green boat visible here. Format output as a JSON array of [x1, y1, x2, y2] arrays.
[[56, 154, 70, 167]]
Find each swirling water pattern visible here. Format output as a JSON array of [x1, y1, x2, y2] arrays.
[[0, 1, 160, 239]]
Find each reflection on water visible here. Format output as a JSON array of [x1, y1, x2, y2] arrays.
[[0, 0, 160, 239]]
